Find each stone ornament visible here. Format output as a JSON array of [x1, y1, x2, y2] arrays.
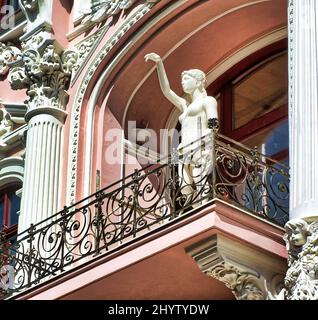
[[19, 0, 52, 34], [283, 218, 318, 300], [207, 262, 265, 300], [3, 43, 78, 111], [81, 0, 159, 26], [0, 43, 22, 75]]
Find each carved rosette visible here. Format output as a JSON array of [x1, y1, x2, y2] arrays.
[[206, 262, 265, 300], [5, 43, 78, 111], [284, 218, 318, 300]]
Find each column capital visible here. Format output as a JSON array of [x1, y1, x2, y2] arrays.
[[283, 217, 318, 300], [0, 41, 77, 119]]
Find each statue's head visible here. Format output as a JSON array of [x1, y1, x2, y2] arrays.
[[181, 69, 206, 94]]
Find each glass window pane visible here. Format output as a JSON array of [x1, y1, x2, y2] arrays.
[[242, 119, 289, 160], [233, 52, 288, 129]]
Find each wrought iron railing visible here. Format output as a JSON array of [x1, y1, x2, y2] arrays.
[[0, 130, 289, 298]]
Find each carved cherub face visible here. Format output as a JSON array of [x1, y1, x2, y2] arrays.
[[286, 219, 309, 247]]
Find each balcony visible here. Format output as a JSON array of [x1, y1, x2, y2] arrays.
[[0, 131, 289, 299]]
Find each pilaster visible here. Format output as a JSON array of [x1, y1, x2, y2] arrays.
[[285, 0, 318, 299]]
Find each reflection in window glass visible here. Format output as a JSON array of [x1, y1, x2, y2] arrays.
[[233, 52, 288, 129], [242, 119, 288, 162]]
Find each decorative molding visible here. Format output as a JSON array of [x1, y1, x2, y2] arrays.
[[207, 262, 265, 300], [0, 124, 27, 157], [0, 156, 24, 187], [81, 0, 160, 27], [72, 26, 108, 85], [186, 234, 286, 300], [282, 218, 318, 300], [288, 0, 294, 120], [68, 2, 157, 204]]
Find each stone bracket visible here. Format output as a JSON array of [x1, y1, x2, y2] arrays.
[[186, 234, 286, 300]]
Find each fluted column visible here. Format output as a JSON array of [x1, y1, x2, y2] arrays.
[[18, 110, 66, 232], [2, 41, 77, 232], [283, 0, 318, 300]]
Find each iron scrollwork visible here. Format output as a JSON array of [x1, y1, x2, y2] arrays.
[[0, 132, 289, 298]]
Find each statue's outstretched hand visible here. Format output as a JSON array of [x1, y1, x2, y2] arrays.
[[145, 53, 161, 63]]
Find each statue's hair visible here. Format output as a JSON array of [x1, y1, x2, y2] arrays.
[[181, 69, 207, 94], [285, 218, 309, 235], [182, 69, 206, 84]]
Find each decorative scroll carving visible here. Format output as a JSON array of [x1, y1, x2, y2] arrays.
[[0, 43, 21, 75], [207, 263, 265, 300], [283, 218, 318, 300], [72, 27, 106, 77], [5, 44, 78, 111], [81, 0, 159, 26]]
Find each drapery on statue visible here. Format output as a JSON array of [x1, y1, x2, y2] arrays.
[[145, 53, 219, 206]]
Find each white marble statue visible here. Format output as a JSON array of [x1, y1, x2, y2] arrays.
[[145, 53, 218, 206]]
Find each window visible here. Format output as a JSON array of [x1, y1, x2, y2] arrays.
[[206, 45, 289, 224], [208, 43, 288, 162], [0, 185, 20, 230]]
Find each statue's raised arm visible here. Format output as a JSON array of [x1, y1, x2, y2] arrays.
[[145, 53, 186, 112]]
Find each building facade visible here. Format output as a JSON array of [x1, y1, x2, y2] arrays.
[[0, 0, 316, 300]]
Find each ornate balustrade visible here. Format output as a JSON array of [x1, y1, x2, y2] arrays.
[[0, 131, 289, 298]]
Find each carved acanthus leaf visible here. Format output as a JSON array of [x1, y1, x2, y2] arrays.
[[73, 28, 105, 76], [4, 43, 78, 110], [207, 262, 265, 300], [0, 43, 22, 75]]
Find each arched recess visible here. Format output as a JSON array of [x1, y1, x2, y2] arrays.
[[0, 157, 24, 231], [0, 157, 24, 187], [68, 0, 287, 204]]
